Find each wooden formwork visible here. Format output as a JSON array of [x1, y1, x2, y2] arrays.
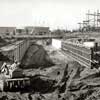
[[62, 47, 92, 67], [0, 78, 30, 91], [0, 40, 30, 62], [61, 41, 100, 68]]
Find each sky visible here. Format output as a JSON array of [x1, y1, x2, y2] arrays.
[[0, 0, 100, 30]]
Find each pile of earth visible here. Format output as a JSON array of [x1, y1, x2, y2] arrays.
[[21, 44, 54, 69]]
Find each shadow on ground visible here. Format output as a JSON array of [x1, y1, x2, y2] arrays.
[[4, 74, 57, 94]]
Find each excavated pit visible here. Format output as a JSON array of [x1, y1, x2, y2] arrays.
[[0, 44, 100, 100]]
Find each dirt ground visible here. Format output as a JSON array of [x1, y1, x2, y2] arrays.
[[0, 45, 69, 100], [0, 45, 100, 100]]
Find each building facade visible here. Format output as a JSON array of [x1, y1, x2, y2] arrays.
[[0, 27, 16, 36], [33, 27, 50, 35], [24, 26, 34, 34], [25, 26, 50, 35]]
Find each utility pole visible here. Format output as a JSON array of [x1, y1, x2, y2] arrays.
[[86, 10, 100, 31], [78, 10, 100, 32], [94, 12, 96, 27], [78, 23, 82, 31], [87, 10, 90, 27], [78, 22, 87, 32], [83, 20, 89, 31], [97, 10, 100, 28]]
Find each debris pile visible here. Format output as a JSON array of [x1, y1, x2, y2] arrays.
[[50, 61, 100, 100]]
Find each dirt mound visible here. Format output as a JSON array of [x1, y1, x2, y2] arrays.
[[21, 44, 54, 68]]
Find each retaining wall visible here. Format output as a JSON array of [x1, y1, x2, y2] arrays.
[[0, 40, 30, 62]]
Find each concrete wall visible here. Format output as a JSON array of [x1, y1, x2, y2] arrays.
[[52, 39, 61, 49], [0, 40, 30, 62]]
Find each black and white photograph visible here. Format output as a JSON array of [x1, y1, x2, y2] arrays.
[[0, 0, 100, 100]]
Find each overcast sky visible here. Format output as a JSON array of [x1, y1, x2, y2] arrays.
[[0, 0, 100, 30]]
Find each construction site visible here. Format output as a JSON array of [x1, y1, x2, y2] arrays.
[[1, 9, 100, 100]]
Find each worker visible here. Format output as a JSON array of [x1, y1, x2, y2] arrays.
[[1, 62, 9, 75], [10, 60, 20, 70], [9, 60, 20, 78]]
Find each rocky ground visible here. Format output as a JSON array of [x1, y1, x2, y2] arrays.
[[0, 44, 100, 100]]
